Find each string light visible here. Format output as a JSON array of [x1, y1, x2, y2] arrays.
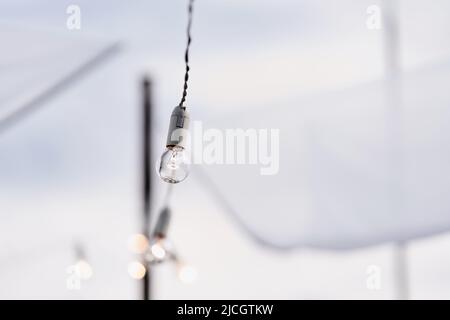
[[150, 240, 167, 260], [128, 233, 149, 254], [128, 261, 147, 280], [149, 206, 171, 261], [129, 205, 196, 284], [74, 259, 93, 280], [73, 243, 93, 280], [159, 0, 195, 184], [177, 263, 197, 284]]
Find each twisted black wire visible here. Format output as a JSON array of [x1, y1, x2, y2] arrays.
[[178, 0, 194, 108]]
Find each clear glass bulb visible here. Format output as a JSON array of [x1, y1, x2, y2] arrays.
[[149, 237, 168, 261], [158, 146, 189, 184]]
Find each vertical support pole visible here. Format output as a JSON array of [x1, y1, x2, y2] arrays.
[[383, 0, 410, 300], [393, 242, 409, 300], [383, 0, 402, 181], [142, 77, 153, 300]]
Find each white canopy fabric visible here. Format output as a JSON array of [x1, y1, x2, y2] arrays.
[[0, 26, 118, 123], [198, 59, 450, 249]]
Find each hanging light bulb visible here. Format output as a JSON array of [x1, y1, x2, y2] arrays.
[[159, 106, 190, 184], [72, 243, 93, 280], [159, 0, 194, 184], [128, 261, 147, 279], [148, 207, 171, 261], [74, 259, 94, 280], [150, 238, 167, 260], [128, 233, 149, 254], [153, 207, 171, 239], [177, 263, 197, 284]]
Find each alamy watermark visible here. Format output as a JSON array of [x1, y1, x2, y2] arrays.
[[169, 121, 280, 175], [66, 260, 93, 290], [66, 5, 81, 30], [366, 5, 382, 30], [366, 264, 382, 290]]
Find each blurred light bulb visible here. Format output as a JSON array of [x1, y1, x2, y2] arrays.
[[74, 259, 93, 280], [128, 234, 149, 254], [128, 261, 146, 279], [150, 239, 167, 260], [177, 264, 197, 284], [159, 106, 190, 184], [158, 146, 189, 184]]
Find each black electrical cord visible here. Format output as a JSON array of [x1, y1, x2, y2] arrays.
[[178, 0, 194, 109]]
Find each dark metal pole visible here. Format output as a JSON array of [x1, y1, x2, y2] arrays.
[[393, 241, 409, 299], [142, 77, 153, 300], [383, 0, 410, 299]]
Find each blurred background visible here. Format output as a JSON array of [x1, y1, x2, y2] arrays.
[[1, 0, 450, 299]]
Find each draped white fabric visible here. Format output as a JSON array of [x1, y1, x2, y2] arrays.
[[200, 60, 450, 249], [0, 27, 113, 121]]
